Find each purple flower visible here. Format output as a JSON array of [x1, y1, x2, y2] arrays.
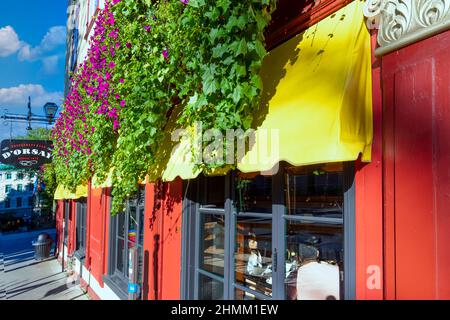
[[180, 0, 189, 4], [126, 42, 132, 49], [144, 25, 151, 32], [108, 61, 116, 69], [119, 78, 124, 83], [120, 100, 126, 107], [162, 49, 169, 59]]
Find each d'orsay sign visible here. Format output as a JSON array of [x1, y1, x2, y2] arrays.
[[0, 140, 53, 169]]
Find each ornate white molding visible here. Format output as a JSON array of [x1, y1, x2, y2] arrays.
[[363, 0, 450, 56]]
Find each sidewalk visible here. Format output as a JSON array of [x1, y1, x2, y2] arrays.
[[0, 229, 90, 300]]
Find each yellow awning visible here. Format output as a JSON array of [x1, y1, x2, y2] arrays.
[[154, 0, 372, 181], [54, 184, 88, 200], [238, 0, 372, 172]]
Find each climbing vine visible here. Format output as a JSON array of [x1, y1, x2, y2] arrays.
[[52, 0, 276, 214]]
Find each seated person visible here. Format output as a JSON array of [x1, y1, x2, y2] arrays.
[[295, 243, 340, 300], [246, 232, 263, 275]]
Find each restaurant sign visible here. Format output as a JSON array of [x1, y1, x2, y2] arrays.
[[0, 140, 53, 169]]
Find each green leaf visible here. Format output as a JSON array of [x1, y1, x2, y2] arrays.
[[232, 86, 242, 104]]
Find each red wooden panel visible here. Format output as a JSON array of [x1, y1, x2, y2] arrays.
[[382, 30, 450, 299], [160, 179, 183, 300], [434, 44, 450, 299], [86, 186, 109, 287], [56, 200, 64, 255], [394, 59, 435, 299], [143, 179, 183, 300], [143, 182, 160, 300], [354, 31, 383, 300]]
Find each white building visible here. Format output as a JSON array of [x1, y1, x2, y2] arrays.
[[0, 164, 37, 217]]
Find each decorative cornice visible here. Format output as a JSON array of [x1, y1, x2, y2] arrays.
[[363, 0, 450, 56]]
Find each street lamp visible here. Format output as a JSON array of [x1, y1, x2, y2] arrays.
[[43, 102, 59, 123], [1, 96, 59, 130]]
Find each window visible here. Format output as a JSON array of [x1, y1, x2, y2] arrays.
[[17, 184, 23, 192], [75, 198, 87, 256], [28, 196, 34, 207], [5, 185, 11, 193], [182, 163, 355, 300], [16, 197, 22, 208], [5, 198, 11, 209], [6, 173, 11, 179], [17, 173, 24, 180], [107, 187, 145, 299]]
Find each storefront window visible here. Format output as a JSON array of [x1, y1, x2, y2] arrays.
[[75, 198, 87, 255], [198, 274, 224, 300], [235, 173, 272, 213], [235, 216, 272, 297], [285, 163, 343, 218], [200, 213, 225, 276], [200, 176, 226, 208], [107, 187, 145, 299], [285, 221, 343, 300], [183, 162, 353, 300]]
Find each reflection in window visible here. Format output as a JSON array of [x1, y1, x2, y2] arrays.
[[235, 216, 272, 298], [285, 221, 343, 300], [200, 175, 225, 208], [285, 163, 343, 218], [200, 214, 225, 276], [235, 173, 272, 213], [235, 288, 261, 300], [198, 274, 224, 300]]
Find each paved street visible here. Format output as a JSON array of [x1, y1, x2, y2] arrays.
[[0, 229, 90, 300]]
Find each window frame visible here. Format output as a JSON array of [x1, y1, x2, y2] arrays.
[[74, 198, 88, 259], [105, 187, 146, 300], [181, 162, 356, 300], [16, 197, 22, 208]]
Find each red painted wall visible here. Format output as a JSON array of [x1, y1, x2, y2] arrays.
[[68, 200, 77, 254], [143, 179, 183, 300], [354, 30, 384, 300], [85, 185, 110, 287], [56, 200, 64, 256], [382, 30, 450, 299]]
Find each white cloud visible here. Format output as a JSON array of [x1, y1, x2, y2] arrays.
[[18, 26, 66, 61], [0, 26, 23, 57], [42, 55, 60, 74], [0, 84, 63, 108]]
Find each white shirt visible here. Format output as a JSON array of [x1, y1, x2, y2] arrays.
[[296, 261, 340, 300]]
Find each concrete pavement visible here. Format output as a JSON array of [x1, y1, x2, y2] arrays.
[[0, 229, 90, 300]]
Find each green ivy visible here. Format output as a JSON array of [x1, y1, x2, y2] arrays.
[[53, 0, 276, 214]]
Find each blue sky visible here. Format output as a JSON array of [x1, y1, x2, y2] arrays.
[[0, 0, 68, 140]]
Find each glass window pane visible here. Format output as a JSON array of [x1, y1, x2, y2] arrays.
[[235, 288, 262, 300], [200, 214, 225, 276], [116, 238, 125, 273], [285, 163, 344, 218], [235, 216, 272, 297], [138, 207, 145, 246], [118, 212, 125, 238], [128, 206, 137, 248], [285, 220, 343, 300], [198, 274, 224, 300], [200, 176, 225, 208], [235, 173, 272, 213]]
